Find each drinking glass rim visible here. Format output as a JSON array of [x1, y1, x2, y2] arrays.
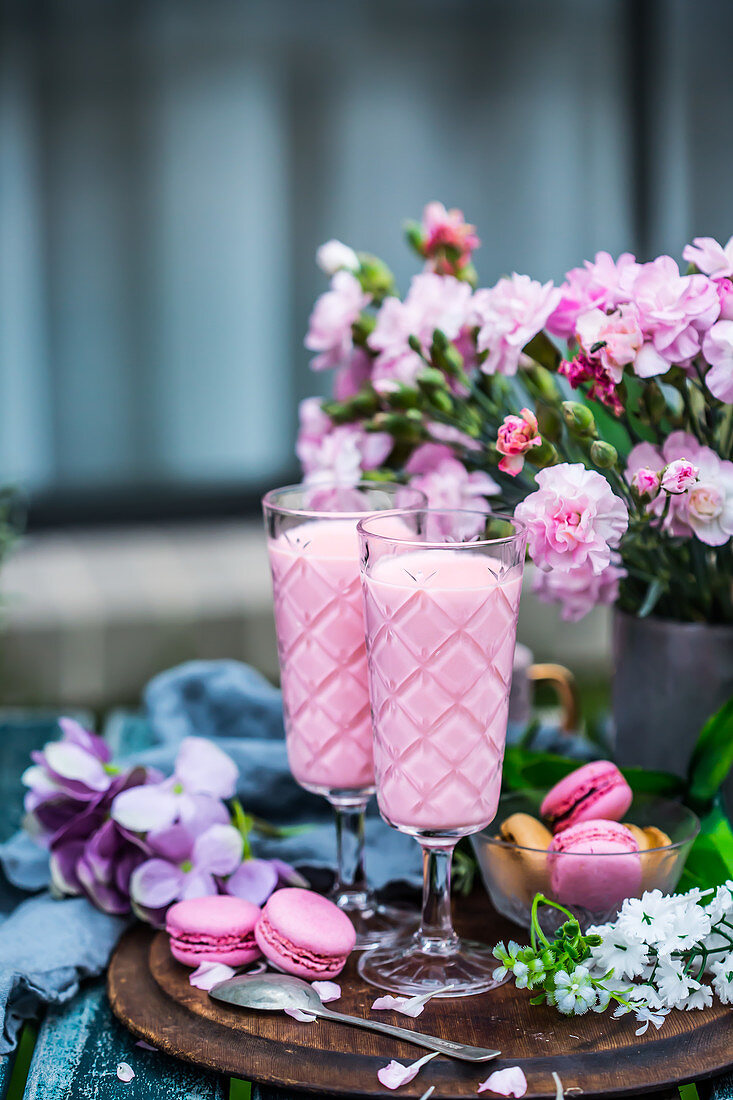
[[262, 480, 427, 521], [356, 509, 527, 549]]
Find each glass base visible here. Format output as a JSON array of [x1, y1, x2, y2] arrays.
[[331, 888, 418, 950], [357, 935, 505, 995]]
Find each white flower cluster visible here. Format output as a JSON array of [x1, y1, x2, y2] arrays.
[[587, 882, 733, 1032], [495, 884, 733, 1036]]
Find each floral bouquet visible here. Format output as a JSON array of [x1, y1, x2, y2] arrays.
[[301, 207, 733, 624], [22, 718, 304, 924]]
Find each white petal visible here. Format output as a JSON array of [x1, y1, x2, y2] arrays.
[[116, 1063, 135, 1082], [477, 1066, 528, 1096], [285, 1008, 316, 1022], [111, 785, 178, 833], [45, 743, 109, 791], [192, 825, 243, 876], [312, 981, 340, 1003], [189, 962, 237, 991]]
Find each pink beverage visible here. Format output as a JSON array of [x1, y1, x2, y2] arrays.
[[362, 548, 523, 833], [267, 517, 372, 794]]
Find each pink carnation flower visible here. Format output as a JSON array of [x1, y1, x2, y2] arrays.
[[532, 557, 626, 622], [661, 458, 699, 495], [421, 201, 480, 275], [305, 271, 370, 371], [702, 320, 733, 403], [558, 354, 623, 416], [631, 466, 661, 498], [496, 408, 541, 476], [683, 235, 733, 279], [296, 398, 391, 486], [575, 304, 643, 382], [473, 274, 561, 377], [369, 273, 472, 389], [617, 256, 720, 375], [547, 251, 638, 339], [405, 444, 499, 512], [514, 463, 628, 575], [626, 432, 733, 545], [333, 348, 372, 400]]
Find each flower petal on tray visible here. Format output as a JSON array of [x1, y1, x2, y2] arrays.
[[189, 962, 236, 991], [116, 1062, 135, 1082], [477, 1066, 527, 1096], [285, 1008, 316, 1022], [377, 1052, 438, 1089], [312, 981, 341, 1003]]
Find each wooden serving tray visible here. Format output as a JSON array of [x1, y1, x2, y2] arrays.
[[108, 895, 733, 1099]]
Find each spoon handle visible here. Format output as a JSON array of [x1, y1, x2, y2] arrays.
[[315, 1007, 501, 1063]]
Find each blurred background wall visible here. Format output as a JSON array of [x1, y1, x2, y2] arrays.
[[0, 0, 731, 712]]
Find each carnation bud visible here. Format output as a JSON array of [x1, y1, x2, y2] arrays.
[[661, 458, 699, 495], [431, 328, 449, 353], [590, 441, 618, 468], [367, 412, 423, 442], [357, 255, 396, 298], [417, 367, 449, 391], [525, 440, 558, 468], [562, 401, 597, 437], [430, 390, 454, 415], [404, 220, 426, 257], [382, 384, 420, 411], [631, 466, 661, 499]]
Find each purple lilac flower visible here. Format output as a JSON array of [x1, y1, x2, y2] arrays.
[[110, 736, 238, 835], [130, 822, 243, 926]]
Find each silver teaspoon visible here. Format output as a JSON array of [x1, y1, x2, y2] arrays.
[[209, 973, 501, 1063]]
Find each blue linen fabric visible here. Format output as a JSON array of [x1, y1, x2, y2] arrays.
[[0, 659, 423, 1051]]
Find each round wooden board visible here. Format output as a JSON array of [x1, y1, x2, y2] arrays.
[[108, 895, 733, 1099]]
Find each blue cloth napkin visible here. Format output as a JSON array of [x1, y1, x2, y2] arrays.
[[0, 659, 422, 1052]]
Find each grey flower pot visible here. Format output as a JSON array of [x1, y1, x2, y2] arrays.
[[612, 609, 733, 806]]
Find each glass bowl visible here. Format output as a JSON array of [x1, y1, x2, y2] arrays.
[[471, 790, 700, 933]]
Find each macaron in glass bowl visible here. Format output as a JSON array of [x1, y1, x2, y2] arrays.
[[471, 789, 700, 933]]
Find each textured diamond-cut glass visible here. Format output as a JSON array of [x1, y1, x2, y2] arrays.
[[364, 559, 522, 833], [269, 540, 373, 793], [263, 482, 426, 951], [357, 509, 526, 996]]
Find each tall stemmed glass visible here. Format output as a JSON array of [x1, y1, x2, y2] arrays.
[[357, 508, 526, 994], [262, 481, 426, 949]]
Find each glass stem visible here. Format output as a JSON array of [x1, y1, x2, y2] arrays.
[[330, 797, 371, 910], [416, 840, 459, 955]]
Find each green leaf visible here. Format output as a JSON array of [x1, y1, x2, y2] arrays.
[[617, 767, 685, 798], [502, 747, 683, 798], [638, 578, 664, 619], [686, 694, 733, 810], [677, 801, 733, 892]]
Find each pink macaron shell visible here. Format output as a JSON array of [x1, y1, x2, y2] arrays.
[[166, 895, 262, 969], [548, 819, 641, 912], [255, 887, 356, 980], [540, 760, 633, 832]]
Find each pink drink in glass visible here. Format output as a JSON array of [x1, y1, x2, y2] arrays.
[[363, 548, 522, 834], [357, 508, 526, 996], [262, 483, 425, 950], [268, 516, 373, 794]]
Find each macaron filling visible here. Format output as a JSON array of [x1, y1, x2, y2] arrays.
[[169, 930, 257, 956], [257, 914, 347, 973], [545, 772, 622, 830]]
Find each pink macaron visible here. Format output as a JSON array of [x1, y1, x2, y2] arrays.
[[255, 887, 356, 979], [548, 819, 642, 911], [166, 895, 262, 968], [540, 760, 633, 833]]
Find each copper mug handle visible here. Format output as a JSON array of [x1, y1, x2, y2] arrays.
[[526, 663, 579, 733]]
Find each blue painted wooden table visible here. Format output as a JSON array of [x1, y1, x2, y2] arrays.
[[0, 712, 730, 1100]]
